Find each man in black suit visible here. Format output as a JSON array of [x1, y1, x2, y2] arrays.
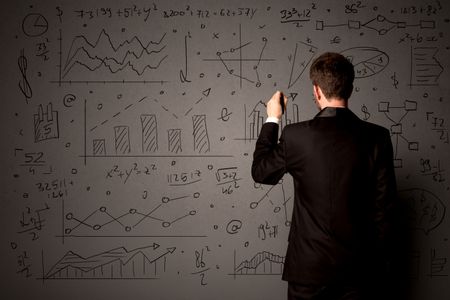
[[252, 52, 397, 300]]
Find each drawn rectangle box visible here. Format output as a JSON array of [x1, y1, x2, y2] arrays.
[[391, 124, 402, 134], [420, 20, 435, 29], [405, 100, 417, 111], [93, 139, 106, 156], [393, 159, 403, 168], [192, 115, 210, 153], [114, 126, 131, 154], [408, 142, 419, 151], [315, 20, 324, 30], [396, 22, 406, 29], [348, 20, 360, 29], [168, 129, 182, 153], [141, 114, 158, 153], [378, 101, 390, 112]]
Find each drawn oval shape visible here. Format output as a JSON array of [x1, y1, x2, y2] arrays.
[[340, 47, 389, 78], [398, 188, 446, 234]]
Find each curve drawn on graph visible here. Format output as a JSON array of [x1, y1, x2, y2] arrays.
[[62, 29, 168, 78]]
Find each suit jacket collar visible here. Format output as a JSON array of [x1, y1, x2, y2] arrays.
[[314, 106, 358, 119]]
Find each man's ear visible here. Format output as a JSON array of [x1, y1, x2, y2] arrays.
[[313, 84, 321, 101]]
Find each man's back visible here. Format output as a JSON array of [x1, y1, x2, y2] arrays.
[[252, 107, 396, 288]]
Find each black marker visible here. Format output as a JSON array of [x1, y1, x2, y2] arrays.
[[280, 92, 285, 115]]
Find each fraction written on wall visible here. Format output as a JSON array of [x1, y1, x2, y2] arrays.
[[1, 0, 449, 299]]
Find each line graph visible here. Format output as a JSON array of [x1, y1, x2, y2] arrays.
[[64, 193, 200, 236], [55, 29, 169, 84], [203, 24, 275, 88], [250, 180, 292, 227], [43, 244, 175, 280]]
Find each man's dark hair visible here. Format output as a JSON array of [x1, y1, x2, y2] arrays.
[[309, 52, 355, 101]]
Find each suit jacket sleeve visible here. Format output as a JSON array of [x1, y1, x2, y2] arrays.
[[373, 128, 397, 259], [251, 122, 287, 185]]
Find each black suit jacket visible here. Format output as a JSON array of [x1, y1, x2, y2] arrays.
[[252, 107, 396, 287]]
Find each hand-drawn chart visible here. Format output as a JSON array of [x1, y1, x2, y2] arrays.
[[56, 29, 169, 84], [203, 24, 276, 88], [231, 250, 285, 277], [43, 244, 175, 280], [3, 1, 450, 299]]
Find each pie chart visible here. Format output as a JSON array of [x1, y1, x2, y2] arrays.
[[22, 13, 48, 37], [341, 47, 389, 78]]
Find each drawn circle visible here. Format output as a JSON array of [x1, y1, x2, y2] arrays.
[[22, 13, 48, 37], [63, 94, 76, 107], [226, 219, 242, 234], [162, 221, 171, 228], [250, 202, 258, 209], [267, 74, 272, 78], [71, 168, 78, 174], [125, 226, 131, 232], [217, 51, 222, 56], [189, 210, 197, 216], [117, 94, 122, 99], [256, 82, 261, 87], [162, 197, 170, 203], [193, 192, 200, 198], [106, 190, 111, 196], [244, 241, 249, 247], [199, 73, 205, 78], [66, 213, 73, 220], [208, 165, 214, 170], [65, 228, 72, 234], [214, 225, 219, 230], [262, 37, 268, 42], [97, 104, 103, 110], [65, 142, 71, 148], [99, 206, 107, 212], [274, 206, 281, 213], [129, 208, 137, 214], [93, 224, 102, 230]]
